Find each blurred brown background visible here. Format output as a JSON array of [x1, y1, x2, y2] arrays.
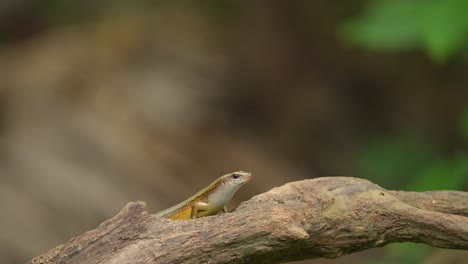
[[0, 1, 467, 264]]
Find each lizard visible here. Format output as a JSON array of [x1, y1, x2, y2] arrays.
[[154, 171, 252, 220]]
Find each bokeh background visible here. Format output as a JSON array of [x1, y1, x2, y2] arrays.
[[1, 1, 467, 263]]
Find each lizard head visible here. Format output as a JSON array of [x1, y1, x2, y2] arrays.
[[222, 171, 252, 187]]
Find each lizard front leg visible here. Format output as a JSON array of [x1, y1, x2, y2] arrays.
[[191, 201, 209, 219]]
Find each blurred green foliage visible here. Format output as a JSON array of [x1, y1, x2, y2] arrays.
[[407, 153, 468, 191], [342, 1, 468, 262], [460, 107, 468, 140], [356, 109, 467, 263], [355, 134, 438, 189], [346, 0, 468, 192], [356, 109, 468, 191], [362, 243, 430, 264], [339, 0, 468, 63], [385, 243, 431, 264]]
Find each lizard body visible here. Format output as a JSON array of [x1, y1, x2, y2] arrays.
[[155, 171, 252, 220]]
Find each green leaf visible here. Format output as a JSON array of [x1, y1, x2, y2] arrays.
[[416, 0, 468, 63], [339, 0, 468, 63], [339, 0, 420, 51]]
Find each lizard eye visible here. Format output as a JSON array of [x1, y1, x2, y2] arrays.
[[232, 173, 240, 179]]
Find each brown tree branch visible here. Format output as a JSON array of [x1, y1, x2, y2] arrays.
[[29, 177, 468, 264], [388, 190, 468, 217]]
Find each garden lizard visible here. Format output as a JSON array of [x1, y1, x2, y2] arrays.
[[155, 171, 252, 220]]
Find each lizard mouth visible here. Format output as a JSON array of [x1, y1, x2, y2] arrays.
[[243, 172, 253, 182]]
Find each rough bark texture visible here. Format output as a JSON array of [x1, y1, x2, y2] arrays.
[[29, 177, 468, 264]]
